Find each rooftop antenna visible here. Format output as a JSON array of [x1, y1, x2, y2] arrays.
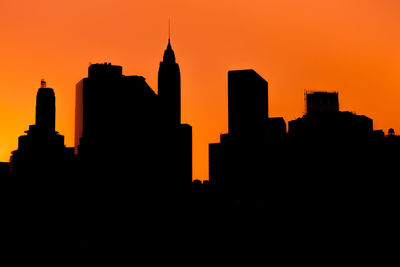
[[168, 19, 171, 42], [41, 79, 46, 88]]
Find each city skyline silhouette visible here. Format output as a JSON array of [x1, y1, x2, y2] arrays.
[[0, 1, 399, 261], [1, 1, 400, 180], [1, 43, 398, 259], [2, 53, 398, 179]]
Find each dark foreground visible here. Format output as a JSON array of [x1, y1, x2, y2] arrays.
[[1, 177, 398, 265]]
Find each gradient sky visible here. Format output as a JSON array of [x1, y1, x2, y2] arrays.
[[0, 0, 399, 179]]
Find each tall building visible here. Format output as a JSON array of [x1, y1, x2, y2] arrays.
[[287, 92, 375, 189], [75, 55, 192, 186], [158, 38, 181, 126], [157, 38, 192, 185], [75, 63, 161, 185], [36, 79, 56, 133], [209, 70, 285, 196], [75, 63, 159, 156], [228, 70, 268, 136], [10, 81, 74, 178]]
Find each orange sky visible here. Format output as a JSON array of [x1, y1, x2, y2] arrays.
[[0, 0, 399, 180]]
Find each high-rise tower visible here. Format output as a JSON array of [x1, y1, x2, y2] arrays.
[[158, 38, 181, 126], [36, 80, 56, 133], [209, 70, 285, 190], [10, 80, 74, 178], [157, 36, 192, 185], [228, 70, 268, 136]]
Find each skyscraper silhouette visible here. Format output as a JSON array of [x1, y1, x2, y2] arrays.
[[75, 63, 159, 155], [158, 38, 181, 125], [10, 81, 74, 178], [228, 70, 268, 136], [75, 63, 161, 186], [287, 92, 375, 190], [36, 80, 56, 133], [75, 45, 192, 188], [209, 70, 285, 202], [157, 38, 192, 186], [70, 43, 193, 255]]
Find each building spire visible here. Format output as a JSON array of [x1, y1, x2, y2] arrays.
[[163, 21, 176, 63], [168, 19, 171, 42]]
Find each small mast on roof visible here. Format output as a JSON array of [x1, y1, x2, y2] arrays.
[[41, 79, 47, 88]]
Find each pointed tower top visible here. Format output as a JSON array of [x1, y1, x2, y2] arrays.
[[166, 20, 173, 51], [163, 22, 176, 63], [168, 19, 171, 41], [166, 38, 173, 51]]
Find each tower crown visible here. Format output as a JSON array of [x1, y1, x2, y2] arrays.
[[36, 81, 56, 133], [163, 39, 176, 63]]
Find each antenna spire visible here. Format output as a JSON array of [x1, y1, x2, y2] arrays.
[[168, 19, 171, 42]]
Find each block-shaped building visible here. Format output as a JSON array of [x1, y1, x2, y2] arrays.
[[209, 70, 286, 197], [228, 70, 269, 136]]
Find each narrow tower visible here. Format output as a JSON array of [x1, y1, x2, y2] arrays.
[[36, 79, 56, 133], [10, 80, 74, 178], [158, 37, 181, 126]]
